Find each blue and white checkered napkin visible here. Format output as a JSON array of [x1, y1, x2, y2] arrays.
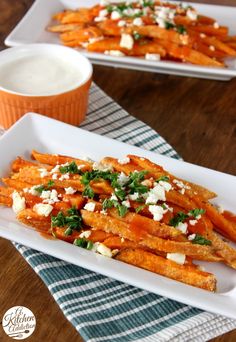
[[3, 83, 236, 341]]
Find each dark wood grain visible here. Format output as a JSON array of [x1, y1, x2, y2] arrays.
[[0, 1, 235, 341]]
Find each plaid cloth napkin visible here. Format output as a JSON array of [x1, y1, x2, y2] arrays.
[[1, 83, 236, 341]]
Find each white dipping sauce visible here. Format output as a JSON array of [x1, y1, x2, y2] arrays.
[[0, 55, 82, 96]]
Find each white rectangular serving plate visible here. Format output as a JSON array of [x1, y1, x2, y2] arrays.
[[0, 113, 236, 318], [4, 0, 236, 80]]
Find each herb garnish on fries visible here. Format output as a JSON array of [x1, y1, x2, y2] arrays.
[[47, 0, 236, 67], [1, 150, 236, 292]]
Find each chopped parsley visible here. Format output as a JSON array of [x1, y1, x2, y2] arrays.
[[156, 175, 170, 182], [102, 198, 128, 217], [128, 171, 149, 195], [176, 25, 187, 34], [34, 180, 55, 194], [59, 161, 82, 175], [74, 238, 94, 250], [170, 208, 205, 227], [81, 170, 119, 199], [165, 21, 175, 30], [135, 204, 146, 213], [51, 207, 82, 235], [133, 32, 142, 40], [142, 0, 154, 7], [191, 234, 212, 246], [188, 208, 205, 218], [169, 212, 188, 227]]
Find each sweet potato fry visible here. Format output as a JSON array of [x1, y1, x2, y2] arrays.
[[17, 209, 51, 232], [47, 24, 85, 33], [194, 196, 236, 242], [0, 195, 11, 206], [81, 210, 218, 261], [127, 155, 216, 200], [11, 157, 41, 172], [158, 40, 224, 67], [31, 150, 92, 170], [116, 248, 216, 291], [60, 9, 95, 24], [61, 27, 103, 43], [108, 208, 184, 240], [205, 230, 236, 269]]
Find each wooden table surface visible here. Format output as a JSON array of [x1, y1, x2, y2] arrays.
[[0, 0, 236, 341]]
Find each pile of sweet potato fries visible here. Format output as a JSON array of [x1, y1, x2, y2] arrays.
[[1, 150, 236, 292], [47, 0, 236, 67]]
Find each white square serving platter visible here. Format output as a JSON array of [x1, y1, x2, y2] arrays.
[[4, 0, 236, 80], [0, 113, 236, 318]]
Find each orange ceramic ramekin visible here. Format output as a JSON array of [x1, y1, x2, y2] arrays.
[[0, 44, 93, 129]]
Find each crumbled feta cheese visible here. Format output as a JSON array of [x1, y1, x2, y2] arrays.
[[118, 20, 127, 27], [89, 37, 104, 44], [189, 219, 197, 226], [196, 214, 201, 220], [200, 33, 206, 38], [50, 165, 60, 173], [99, 9, 108, 17], [24, 185, 41, 196], [94, 16, 106, 22], [188, 233, 196, 241], [41, 189, 59, 204], [155, 17, 166, 28], [133, 17, 143, 26], [145, 53, 161, 61], [104, 50, 125, 57], [209, 45, 215, 51], [40, 190, 52, 199], [167, 253, 186, 265], [213, 22, 219, 29], [176, 222, 188, 234], [96, 243, 113, 257], [145, 184, 166, 204], [117, 172, 129, 186], [123, 8, 134, 16], [33, 203, 53, 217], [93, 161, 113, 172], [120, 33, 134, 50], [52, 173, 58, 180], [216, 205, 224, 214], [149, 205, 165, 221], [38, 168, 49, 178], [129, 192, 139, 201], [173, 179, 190, 190], [118, 156, 130, 165], [12, 191, 26, 214], [84, 202, 96, 212], [59, 173, 70, 181], [179, 188, 185, 195], [79, 230, 91, 239], [111, 11, 121, 20], [112, 249, 119, 257], [159, 181, 172, 192], [122, 200, 130, 208], [186, 9, 197, 20], [100, 209, 108, 215], [110, 193, 118, 201], [65, 187, 77, 195]]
